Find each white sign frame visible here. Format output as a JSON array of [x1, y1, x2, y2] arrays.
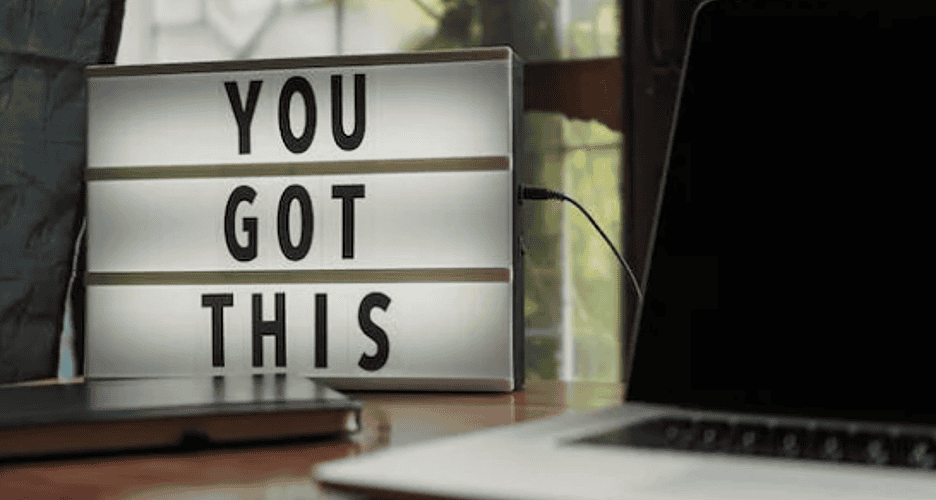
[[85, 48, 524, 391]]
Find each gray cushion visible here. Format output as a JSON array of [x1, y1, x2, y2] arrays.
[[0, 1, 119, 383]]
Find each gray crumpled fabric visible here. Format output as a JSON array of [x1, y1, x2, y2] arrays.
[[0, 0, 119, 383]]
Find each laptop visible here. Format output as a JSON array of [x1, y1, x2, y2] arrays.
[[314, 1, 936, 498], [0, 374, 360, 461]]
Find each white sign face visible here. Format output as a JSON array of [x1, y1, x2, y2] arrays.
[[85, 48, 523, 391]]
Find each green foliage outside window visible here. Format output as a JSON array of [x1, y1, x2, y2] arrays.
[[404, 0, 622, 382]]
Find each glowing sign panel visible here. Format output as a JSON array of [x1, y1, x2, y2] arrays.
[[86, 48, 523, 391]]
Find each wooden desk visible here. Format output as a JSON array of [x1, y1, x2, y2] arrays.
[[0, 380, 622, 499]]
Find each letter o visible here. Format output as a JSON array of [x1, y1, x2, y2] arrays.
[[277, 184, 313, 260], [278, 76, 316, 153]]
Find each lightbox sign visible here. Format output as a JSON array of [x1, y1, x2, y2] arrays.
[[85, 48, 523, 391]]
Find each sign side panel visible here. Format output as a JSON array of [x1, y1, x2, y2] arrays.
[[511, 51, 525, 390]]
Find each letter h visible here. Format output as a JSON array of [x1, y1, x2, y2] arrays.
[[252, 293, 286, 367]]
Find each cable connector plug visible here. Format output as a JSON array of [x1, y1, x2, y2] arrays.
[[521, 186, 565, 201]]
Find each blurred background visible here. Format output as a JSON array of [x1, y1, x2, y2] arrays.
[[60, 0, 624, 384]]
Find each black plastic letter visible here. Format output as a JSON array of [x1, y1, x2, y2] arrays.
[[315, 293, 327, 368], [202, 294, 233, 367], [278, 76, 316, 153], [358, 292, 390, 371], [225, 185, 258, 261], [224, 80, 262, 154], [332, 184, 365, 259], [252, 293, 286, 367], [277, 185, 313, 261], [331, 74, 365, 151]]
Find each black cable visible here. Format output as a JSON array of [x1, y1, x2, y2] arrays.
[[521, 186, 643, 303]]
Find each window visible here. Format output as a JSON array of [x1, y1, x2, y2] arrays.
[[62, 0, 623, 383]]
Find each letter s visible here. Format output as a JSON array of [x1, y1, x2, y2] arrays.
[[358, 292, 390, 371]]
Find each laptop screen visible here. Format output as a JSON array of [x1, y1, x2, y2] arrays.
[[627, 0, 936, 425]]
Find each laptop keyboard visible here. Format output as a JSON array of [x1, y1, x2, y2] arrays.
[[576, 417, 936, 470]]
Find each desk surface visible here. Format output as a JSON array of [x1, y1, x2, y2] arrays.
[[0, 379, 623, 499]]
